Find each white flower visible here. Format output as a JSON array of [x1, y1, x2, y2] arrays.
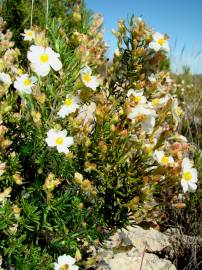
[[149, 32, 169, 52], [45, 129, 74, 154], [80, 65, 99, 90], [128, 104, 156, 133], [148, 73, 157, 83], [151, 95, 169, 108], [181, 158, 197, 193], [21, 29, 35, 41], [14, 73, 37, 94], [54, 254, 79, 270], [27, 45, 62, 77], [153, 150, 175, 166], [58, 95, 80, 118], [127, 89, 147, 104], [0, 72, 12, 86]]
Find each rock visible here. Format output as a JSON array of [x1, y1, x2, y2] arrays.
[[97, 225, 176, 270], [101, 225, 171, 252], [97, 247, 176, 270]]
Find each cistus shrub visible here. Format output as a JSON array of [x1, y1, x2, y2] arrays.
[[0, 1, 199, 269]]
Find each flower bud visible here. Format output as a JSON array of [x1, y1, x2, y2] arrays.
[[74, 172, 83, 184], [12, 174, 23, 185], [1, 139, 12, 149], [73, 12, 81, 23]]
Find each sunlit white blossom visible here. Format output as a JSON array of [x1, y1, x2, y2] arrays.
[[181, 158, 197, 193], [27, 45, 62, 77], [151, 95, 169, 108], [54, 254, 79, 270], [45, 129, 73, 154], [153, 150, 175, 166], [127, 89, 147, 104], [128, 104, 156, 133], [14, 73, 37, 94], [80, 65, 99, 90], [58, 95, 80, 118], [149, 32, 169, 52], [21, 29, 35, 41]]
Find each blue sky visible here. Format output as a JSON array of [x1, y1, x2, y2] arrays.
[[85, 0, 202, 74]]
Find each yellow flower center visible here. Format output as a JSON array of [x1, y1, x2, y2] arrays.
[[157, 38, 166, 46], [152, 98, 160, 106], [134, 96, 141, 103], [40, 54, 49, 63], [59, 264, 69, 270], [27, 31, 34, 37], [83, 74, 91, 82], [56, 137, 63, 145], [183, 171, 192, 181], [23, 78, 31, 86], [161, 156, 169, 165], [64, 97, 72, 107]]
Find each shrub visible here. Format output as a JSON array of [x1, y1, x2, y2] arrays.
[[0, 1, 200, 269]]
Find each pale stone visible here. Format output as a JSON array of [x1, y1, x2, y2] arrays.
[[106, 225, 171, 252], [97, 225, 176, 270], [98, 247, 176, 270]]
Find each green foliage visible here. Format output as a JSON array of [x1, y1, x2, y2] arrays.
[[0, 1, 200, 269]]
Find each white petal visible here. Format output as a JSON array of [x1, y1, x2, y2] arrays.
[[45, 137, 56, 147], [49, 56, 62, 71], [182, 158, 193, 170], [141, 96, 147, 104], [128, 110, 137, 119], [162, 42, 170, 52], [127, 89, 136, 97], [54, 263, 59, 270], [14, 80, 21, 90], [80, 65, 92, 75], [188, 182, 197, 192], [85, 76, 99, 90], [153, 32, 164, 41], [32, 63, 50, 77], [190, 168, 198, 182], [60, 130, 67, 137], [58, 106, 68, 118], [153, 150, 163, 162], [21, 88, 32, 94], [64, 136, 74, 147], [57, 145, 69, 154], [27, 51, 39, 63], [30, 45, 44, 54], [71, 266, 79, 270], [181, 180, 188, 193], [149, 41, 161, 52], [58, 255, 75, 266], [47, 129, 56, 137]]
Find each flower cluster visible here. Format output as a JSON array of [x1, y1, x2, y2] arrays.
[[54, 254, 79, 270], [0, 5, 200, 269]]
